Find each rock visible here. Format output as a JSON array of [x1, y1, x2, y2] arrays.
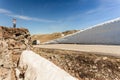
[[103, 57, 108, 60], [0, 67, 11, 80], [92, 66, 97, 69], [0, 26, 31, 80], [0, 41, 8, 52]]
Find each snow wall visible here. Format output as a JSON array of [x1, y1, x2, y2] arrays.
[[46, 18, 120, 45], [18, 50, 78, 80]]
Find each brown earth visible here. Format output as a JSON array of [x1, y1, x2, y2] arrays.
[[31, 30, 79, 43], [33, 48, 120, 80], [0, 26, 31, 80]]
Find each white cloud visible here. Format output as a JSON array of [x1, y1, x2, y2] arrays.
[[0, 8, 55, 23], [30, 17, 55, 22], [85, 0, 120, 15], [9, 14, 31, 20], [0, 8, 11, 14]]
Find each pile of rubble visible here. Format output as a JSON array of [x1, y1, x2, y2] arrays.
[[0, 26, 31, 80]]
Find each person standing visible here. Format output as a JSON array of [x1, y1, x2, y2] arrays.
[[13, 18, 16, 28]]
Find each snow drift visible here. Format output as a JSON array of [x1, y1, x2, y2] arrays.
[[17, 50, 78, 80], [46, 18, 120, 45]]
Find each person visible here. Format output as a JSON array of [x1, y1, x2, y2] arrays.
[[13, 19, 16, 28]]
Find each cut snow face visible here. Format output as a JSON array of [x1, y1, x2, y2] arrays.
[[17, 50, 78, 80], [46, 18, 120, 45]]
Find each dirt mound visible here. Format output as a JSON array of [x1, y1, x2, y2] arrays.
[[0, 26, 31, 80], [0, 26, 30, 39], [62, 30, 79, 36], [31, 30, 79, 43], [33, 48, 120, 80]]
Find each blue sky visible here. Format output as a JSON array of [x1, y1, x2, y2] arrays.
[[0, 0, 120, 34]]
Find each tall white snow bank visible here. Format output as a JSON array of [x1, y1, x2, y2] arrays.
[[18, 50, 78, 80], [46, 18, 120, 45]]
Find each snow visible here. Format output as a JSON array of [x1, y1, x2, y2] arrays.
[[17, 50, 78, 80], [46, 17, 120, 45]]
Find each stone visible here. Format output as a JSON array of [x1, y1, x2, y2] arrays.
[[0, 26, 31, 80], [103, 57, 108, 60]]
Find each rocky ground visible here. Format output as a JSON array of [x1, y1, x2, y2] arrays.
[[33, 48, 120, 80], [0, 26, 31, 80]]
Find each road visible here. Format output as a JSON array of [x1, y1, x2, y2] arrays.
[[34, 44, 120, 58]]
